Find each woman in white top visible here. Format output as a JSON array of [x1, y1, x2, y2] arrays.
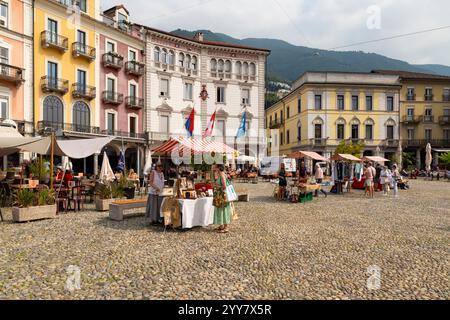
[[145, 162, 165, 224], [380, 166, 392, 196]]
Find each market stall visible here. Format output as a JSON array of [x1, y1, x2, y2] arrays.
[[329, 154, 362, 194], [353, 156, 390, 190], [151, 137, 239, 230]]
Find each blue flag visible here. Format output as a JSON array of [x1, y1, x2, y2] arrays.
[[117, 151, 125, 172], [236, 112, 247, 139]]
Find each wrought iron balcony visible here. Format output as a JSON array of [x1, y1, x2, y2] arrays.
[[348, 138, 365, 145], [41, 76, 69, 95], [41, 31, 68, 52], [421, 115, 435, 123], [101, 129, 146, 140], [102, 52, 124, 69], [125, 61, 145, 76], [72, 83, 96, 100], [72, 42, 96, 61], [424, 94, 434, 101], [384, 139, 399, 148], [401, 115, 421, 124], [125, 96, 144, 109], [310, 138, 327, 147], [56, 0, 86, 12], [0, 63, 24, 84], [404, 139, 450, 148], [102, 91, 123, 105], [269, 119, 284, 129], [406, 93, 416, 101], [37, 121, 101, 135], [439, 116, 450, 125]]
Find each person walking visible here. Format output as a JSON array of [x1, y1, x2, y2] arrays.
[[391, 164, 400, 199], [314, 164, 327, 198], [212, 164, 232, 234], [364, 162, 376, 198], [277, 163, 287, 201], [145, 162, 165, 225]]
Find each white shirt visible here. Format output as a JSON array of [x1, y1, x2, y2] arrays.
[[149, 170, 165, 195]]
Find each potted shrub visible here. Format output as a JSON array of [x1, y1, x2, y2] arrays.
[[119, 173, 135, 200], [12, 188, 56, 223], [95, 182, 125, 211]]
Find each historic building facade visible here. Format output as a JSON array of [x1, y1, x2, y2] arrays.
[[374, 70, 450, 168], [98, 5, 145, 173], [0, 0, 33, 169], [266, 72, 402, 161], [138, 27, 270, 162]]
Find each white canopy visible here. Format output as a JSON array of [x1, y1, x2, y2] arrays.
[[236, 155, 256, 162], [0, 126, 43, 157]]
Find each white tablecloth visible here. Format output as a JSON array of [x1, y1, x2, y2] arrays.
[[160, 197, 214, 229]]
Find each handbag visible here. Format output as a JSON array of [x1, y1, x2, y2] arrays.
[[225, 184, 238, 202]]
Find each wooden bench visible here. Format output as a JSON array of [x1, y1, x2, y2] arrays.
[[109, 200, 147, 221]]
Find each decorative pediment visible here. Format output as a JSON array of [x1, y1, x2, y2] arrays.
[[312, 116, 324, 125], [385, 118, 396, 126], [216, 108, 229, 119], [335, 117, 346, 125], [364, 117, 375, 125], [156, 101, 173, 114], [181, 105, 195, 116], [350, 117, 361, 125]]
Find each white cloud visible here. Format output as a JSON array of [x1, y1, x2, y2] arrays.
[[101, 0, 450, 65]]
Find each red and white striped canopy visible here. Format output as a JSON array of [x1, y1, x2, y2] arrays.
[[151, 137, 238, 155]]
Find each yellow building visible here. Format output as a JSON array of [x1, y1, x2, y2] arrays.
[[34, 0, 99, 135], [374, 70, 450, 169], [266, 72, 402, 160]]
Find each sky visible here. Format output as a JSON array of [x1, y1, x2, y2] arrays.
[[101, 0, 450, 66]]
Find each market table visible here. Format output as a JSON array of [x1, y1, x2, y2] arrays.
[[160, 197, 214, 229]]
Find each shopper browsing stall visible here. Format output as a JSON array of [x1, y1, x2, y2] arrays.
[[146, 162, 165, 225], [212, 164, 232, 234]]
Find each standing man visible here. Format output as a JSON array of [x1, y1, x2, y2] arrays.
[[314, 164, 327, 198], [364, 162, 376, 198]]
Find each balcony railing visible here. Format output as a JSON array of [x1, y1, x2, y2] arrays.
[[404, 139, 450, 148], [101, 129, 146, 140], [0, 63, 24, 84], [125, 96, 144, 109], [102, 91, 123, 105], [102, 52, 124, 69], [72, 42, 96, 61], [72, 83, 96, 100], [401, 115, 421, 124], [424, 94, 434, 101], [56, 0, 87, 12], [269, 119, 283, 129], [439, 116, 450, 125], [41, 76, 69, 95], [443, 95, 450, 102], [406, 94, 416, 101], [41, 31, 68, 52], [310, 138, 327, 147], [421, 115, 435, 123], [125, 61, 145, 76], [36, 121, 101, 135], [384, 139, 399, 148]]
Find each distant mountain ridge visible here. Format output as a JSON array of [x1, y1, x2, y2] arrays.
[[171, 29, 450, 82]]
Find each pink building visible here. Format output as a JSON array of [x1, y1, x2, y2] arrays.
[[98, 6, 146, 173]]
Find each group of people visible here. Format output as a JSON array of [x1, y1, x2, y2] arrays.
[[363, 162, 401, 198], [276, 161, 327, 201], [145, 162, 234, 234]]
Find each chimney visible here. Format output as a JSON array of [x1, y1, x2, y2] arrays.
[[194, 32, 204, 42]]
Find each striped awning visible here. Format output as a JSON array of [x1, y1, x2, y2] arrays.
[[151, 137, 238, 155], [287, 151, 329, 161]]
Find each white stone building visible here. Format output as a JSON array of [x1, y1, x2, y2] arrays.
[[136, 27, 270, 161]]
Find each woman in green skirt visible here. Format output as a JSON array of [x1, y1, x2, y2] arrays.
[[212, 164, 232, 233]]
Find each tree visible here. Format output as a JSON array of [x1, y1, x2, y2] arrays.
[[335, 141, 365, 158], [439, 152, 450, 168], [402, 152, 416, 170]]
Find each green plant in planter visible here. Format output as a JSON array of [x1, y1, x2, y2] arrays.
[[96, 183, 113, 200], [13, 189, 36, 208], [111, 181, 125, 199], [30, 158, 50, 183], [37, 189, 56, 206]]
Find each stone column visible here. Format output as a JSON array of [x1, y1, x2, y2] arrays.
[[416, 149, 421, 169], [94, 153, 99, 176], [200, 48, 208, 131]]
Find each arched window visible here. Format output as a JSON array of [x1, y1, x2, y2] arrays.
[[179, 53, 185, 67], [217, 59, 224, 72], [161, 48, 168, 64], [210, 59, 217, 71], [191, 56, 197, 70], [168, 50, 175, 65], [249, 63, 256, 76], [185, 54, 191, 70], [235, 61, 242, 75], [243, 62, 249, 76], [225, 60, 232, 73], [43, 95, 64, 126], [153, 47, 160, 62], [73, 101, 90, 131]]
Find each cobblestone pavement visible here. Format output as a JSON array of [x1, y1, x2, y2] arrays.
[[0, 179, 449, 300]]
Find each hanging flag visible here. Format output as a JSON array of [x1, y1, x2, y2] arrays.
[[117, 151, 125, 172], [185, 108, 195, 138], [203, 111, 216, 138], [236, 111, 247, 139]]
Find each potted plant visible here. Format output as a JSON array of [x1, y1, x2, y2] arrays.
[[119, 174, 135, 200], [12, 188, 56, 223], [94, 181, 126, 211], [30, 158, 50, 184]]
